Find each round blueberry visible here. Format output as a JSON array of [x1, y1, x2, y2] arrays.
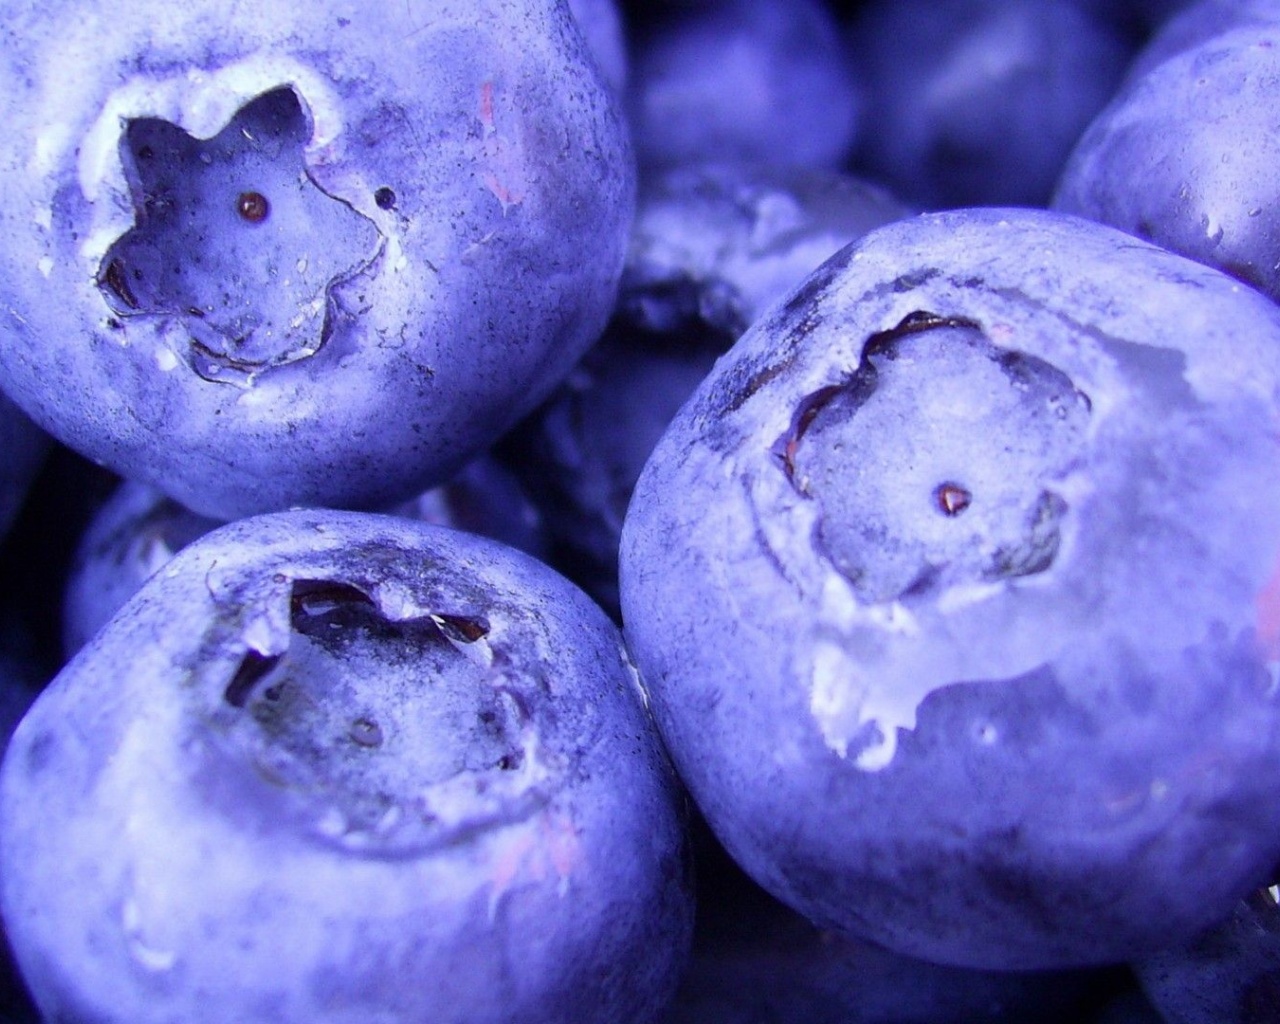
[[1055, 21, 1280, 303], [1118, 0, 1280, 83], [510, 163, 910, 615], [63, 456, 549, 657], [0, 0, 634, 519], [627, 0, 860, 170], [850, 0, 1132, 209], [3, 509, 692, 1022], [620, 206, 1280, 970]]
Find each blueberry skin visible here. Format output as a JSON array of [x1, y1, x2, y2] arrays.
[[850, 0, 1131, 209], [59, 480, 225, 658], [1054, 24, 1280, 303], [568, 0, 629, 93], [1134, 887, 1280, 1024], [513, 163, 909, 613], [2, 509, 692, 1023], [1119, 0, 1280, 83], [621, 164, 912, 343], [62, 457, 549, 656], [628, 0, 860, 171], [0, 0, 634, 520], [620, 206, 1280, 970]]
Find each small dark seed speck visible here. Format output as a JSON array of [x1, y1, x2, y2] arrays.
[[935, 482, 972, 517], [237, 191, 270, 223]]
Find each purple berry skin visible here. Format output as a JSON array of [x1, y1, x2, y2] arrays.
[[60, 481, 223, 658], [1054, 22, 1280, 304], [849, 0, 1131, 209], [1134, 887, 1280, 1024], [1119, 0, 1280, 83], [628, 0, 860, 171], [620, 206, 1280, 970], [0, 0, 634, 520], [62, 457, 548, 656], [1, 509, 692, 1023], [512, 163, 910, 614], [620, 164, 912, 343]]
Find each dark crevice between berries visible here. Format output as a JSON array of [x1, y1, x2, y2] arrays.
[[778, 310, 1091, 604], [98, 86, 383, 384]]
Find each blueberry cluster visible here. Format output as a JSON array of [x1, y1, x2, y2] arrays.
[[3, 1, 1280, 1022]]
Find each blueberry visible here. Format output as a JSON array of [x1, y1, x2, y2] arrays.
[[1054, 21, 1280, 302], [627, 0, 860, 170], [1134, 886, 1280, 1024], [2, 509, 692, 1022], [620, 206, 1280, 969], [62, 457, 549, 656], [0, 0, 634, 519], [60, 480, 224, 657], [569, 0, 629, 94], [849, 0, 1132, 209], [1118, 0, 1280, 83], [509, 163, 909, 614], [621, 163, 912, 341]]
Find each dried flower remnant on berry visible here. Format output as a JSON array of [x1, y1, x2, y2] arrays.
[[784, 312, 1090, 603], [97, 87, 380, 378]]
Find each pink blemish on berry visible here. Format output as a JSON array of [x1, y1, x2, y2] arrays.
[[1254, 556, 1280, 659]]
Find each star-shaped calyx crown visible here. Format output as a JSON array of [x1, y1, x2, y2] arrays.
[[99, 87, 381, 380]]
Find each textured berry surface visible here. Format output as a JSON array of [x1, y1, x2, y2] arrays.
[[849, 0, 1131, 208], [2, 510, 692, 1023], [1134, 887, 1280, 1024], [0, 0, 633, 519], [511, 162, 909, 612], [621, 206, 1280, 970], [1055, 21, 1280, 302]]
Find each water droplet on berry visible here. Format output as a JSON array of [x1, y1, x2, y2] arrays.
[[349, 717, 383, 748]]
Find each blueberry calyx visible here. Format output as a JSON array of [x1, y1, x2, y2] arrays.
[[97, 87, 382, 383], [209, 574, 556, 856], [775, 310, 981, 484], [780, 310, 1091, 604]]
